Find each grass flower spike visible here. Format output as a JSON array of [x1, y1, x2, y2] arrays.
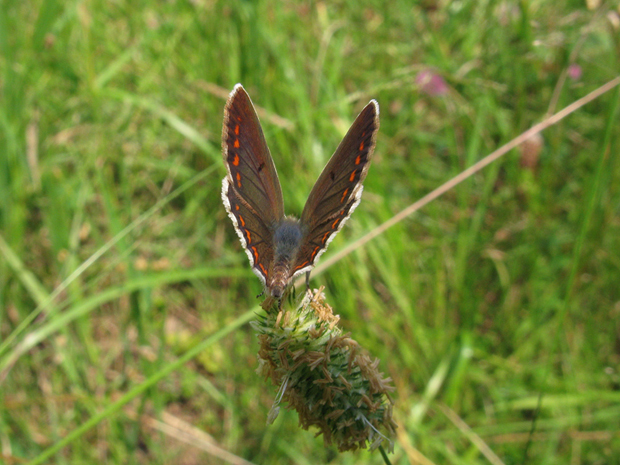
[[252, 288, 396, 452]]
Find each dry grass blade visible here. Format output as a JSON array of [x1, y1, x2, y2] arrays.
[[141, 411, 257, 465], [438, 404, 506, 465]]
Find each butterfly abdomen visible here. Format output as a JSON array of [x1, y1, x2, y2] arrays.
[[269, 218, 305, 298]]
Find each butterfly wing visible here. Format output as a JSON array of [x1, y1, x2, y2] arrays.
[[292, 100, 380, 277], [221, 84, 284, 286]]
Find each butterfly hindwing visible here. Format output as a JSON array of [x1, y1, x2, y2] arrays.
[[293, 100, 380, 276], [221, 177, 275, 284]]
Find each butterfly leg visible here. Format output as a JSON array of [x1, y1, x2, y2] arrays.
[[305, 271, 311, 294]]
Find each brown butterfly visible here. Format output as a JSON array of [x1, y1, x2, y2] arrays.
[[221, 84, 379, 298]]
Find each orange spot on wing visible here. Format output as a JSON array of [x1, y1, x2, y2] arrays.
[[236, 172, 242, 187], [322, 232, 330, 244], [355, 154, 361, 165], [259, 263, 268, 276], [234, 139, 240, 148], [340, 188, 349, 203], [235, 205, 240, 211], [239, 215, 245, 227], [252, 246, 259, 260], [235, 124, 240, 134], [245, 229, 252, 243], [331, 218, 340, 229], [359, 141, 364, 151], [295, 261, 309, 271], [232, 154, 240, 166], [310, 246, 320, 260], [349, 170, 356, 182]]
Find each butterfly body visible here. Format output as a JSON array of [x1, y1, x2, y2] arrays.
[[221, 84, 379, 298], [269, 218, 305, 298]]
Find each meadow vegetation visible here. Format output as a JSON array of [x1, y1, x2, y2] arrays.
[[1, 1, 619, 463]]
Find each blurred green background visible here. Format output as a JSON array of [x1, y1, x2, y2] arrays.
[[1, 0, 620, 463]]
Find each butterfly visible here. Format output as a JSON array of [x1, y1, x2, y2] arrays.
[[221, 84, 379, 299]]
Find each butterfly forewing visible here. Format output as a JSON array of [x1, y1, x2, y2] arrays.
[[293, 100, 379, 275], [222, 85, 284, 222], [221, 84, 285, 285]]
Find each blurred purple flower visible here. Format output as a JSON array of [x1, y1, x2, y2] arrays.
[[567, 63, 582, 81], [416, 69, 448, 96]]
